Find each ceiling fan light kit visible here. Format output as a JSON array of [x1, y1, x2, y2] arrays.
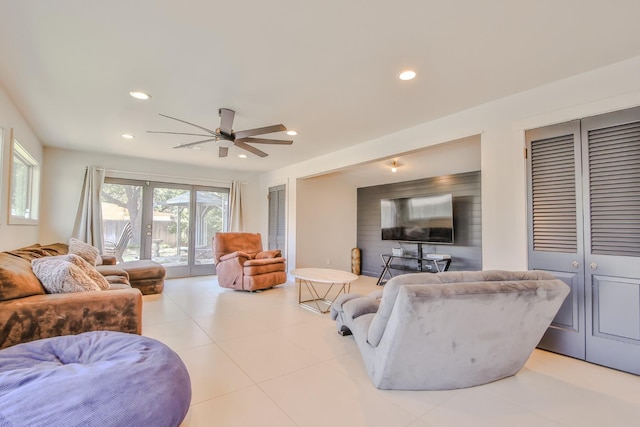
[[390, 160, 399, 173], [148, 108, 293, 158]]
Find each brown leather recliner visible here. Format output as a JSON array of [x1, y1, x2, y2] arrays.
[[212, 232, 287, 291]]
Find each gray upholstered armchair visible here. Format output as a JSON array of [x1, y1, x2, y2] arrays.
[[212, 232, 286, 291], [331, 270, 569, 390]]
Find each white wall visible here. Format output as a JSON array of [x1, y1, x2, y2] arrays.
[[261, 55, 640, 272], [296, 174, 357, 271], [40, 147, 262, 245], [0, 84, 43, 250]]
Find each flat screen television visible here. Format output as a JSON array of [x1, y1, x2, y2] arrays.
[[381, 193, 454, 243]]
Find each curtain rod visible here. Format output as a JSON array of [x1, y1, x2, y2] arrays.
[[87, 167, 247, 185]]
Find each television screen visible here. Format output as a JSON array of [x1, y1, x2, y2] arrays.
[[381, 194, 454, 243]]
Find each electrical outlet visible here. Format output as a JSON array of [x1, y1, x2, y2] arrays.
[[326, 258, 331, 265]]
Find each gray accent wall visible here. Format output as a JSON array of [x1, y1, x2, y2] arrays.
[[357, 171, 482, 277]]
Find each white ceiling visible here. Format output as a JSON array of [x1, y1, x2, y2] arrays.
[[1, 1, 640, 172]]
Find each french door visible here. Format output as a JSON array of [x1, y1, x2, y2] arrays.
[[526, 107, 640, 375], [101, 179, 229, 278]]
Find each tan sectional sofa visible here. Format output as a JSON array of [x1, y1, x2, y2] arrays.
[[0, 243, 143, 349]]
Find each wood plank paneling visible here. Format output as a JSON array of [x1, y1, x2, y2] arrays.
[[357, 171, 482, 277]]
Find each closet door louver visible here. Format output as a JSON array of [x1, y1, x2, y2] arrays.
[[587, 122, 640, 257], [530, 134, 578, 253]]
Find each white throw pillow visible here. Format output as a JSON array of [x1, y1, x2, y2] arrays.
[[32, 257, 101, 293]]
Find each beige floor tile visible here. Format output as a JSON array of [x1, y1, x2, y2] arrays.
[[260, 362, 417, 427], [482, 364, 640, 427], [420, 385, 567, 427], [191, 312, 272, 343], [525, 349, 640, 406], [142, 318, 213, 351], [182, 386, 297, 427], [216, 329, 324, 383], [177, 343, 254, 404], [142, 293, 189, 325]]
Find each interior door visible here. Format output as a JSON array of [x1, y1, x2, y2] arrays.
[[581, 108, 640, 375], [268, 185, 286, 251], [526, 120, 586, 359]]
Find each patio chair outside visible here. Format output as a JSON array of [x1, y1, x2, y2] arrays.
[[104, 222, 133, 263]]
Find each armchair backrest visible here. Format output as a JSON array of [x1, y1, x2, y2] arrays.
[[212, 232, 263, 263], [367, 270, 562, 347]]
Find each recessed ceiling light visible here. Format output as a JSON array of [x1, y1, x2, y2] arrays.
[[129, 91, 151, 100], [189, 146, 202, 151], [238, 154, 248, 158], [121, 134, 134, 139], [286, 130, 297, 136], [398, 70, 416, 81]]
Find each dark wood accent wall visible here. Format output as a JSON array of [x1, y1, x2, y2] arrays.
[[357, 171, 482, 277]]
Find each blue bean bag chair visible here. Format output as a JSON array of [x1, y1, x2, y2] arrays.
[[0, 331, 191, 427]]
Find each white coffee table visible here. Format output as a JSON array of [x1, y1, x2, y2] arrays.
[[291, 268, 358, 314]]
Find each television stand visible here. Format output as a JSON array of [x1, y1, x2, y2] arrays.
[[376, 252, 452, 286]]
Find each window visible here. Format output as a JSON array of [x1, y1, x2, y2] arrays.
[[9, 135, 39, 224]]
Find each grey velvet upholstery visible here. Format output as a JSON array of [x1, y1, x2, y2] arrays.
[[331, 270, 569, 390]]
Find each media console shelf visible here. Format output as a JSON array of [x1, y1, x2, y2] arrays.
[[376, 252, 451, 286]]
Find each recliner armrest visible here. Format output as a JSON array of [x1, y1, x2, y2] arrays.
[[255, 249, 282, 259], [219, 251, 251, 262], [243, 257, 285, 266]]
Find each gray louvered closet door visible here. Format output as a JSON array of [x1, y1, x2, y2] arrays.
[[527, 106, 640, 375], [527, 120, 586, 360]]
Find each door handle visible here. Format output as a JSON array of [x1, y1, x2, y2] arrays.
[[571, 261, 579, 269], [146, 231, 152, 236], [590, 262, 597, 271]]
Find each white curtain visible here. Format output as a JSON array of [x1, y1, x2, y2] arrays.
[[228, 180, 244, 232], [72, 166, 106, 250]]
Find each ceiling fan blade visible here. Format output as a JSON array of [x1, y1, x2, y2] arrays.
[[159, 114, 218, 136], [219, 146, 229, 157], [233, 124, 286, 140], [234, 140, 268, 157], [238, 137, 293, 145], [147, 131, 214, 137], [219, 108, 235, 135], [173, 138, 217, 149]]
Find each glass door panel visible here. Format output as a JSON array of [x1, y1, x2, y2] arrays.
[[194, 189, 229, 266], [101, 181, 143, 262], [152, 186, 191, 271]]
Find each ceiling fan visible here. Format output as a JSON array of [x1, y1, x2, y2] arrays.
[[147, 108, 293, 158]]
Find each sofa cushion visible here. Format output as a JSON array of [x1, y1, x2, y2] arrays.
[[0, 253, 45, 302], [118, 260, 166, 282], [69, 238, 102, 266], [32, 256, 102, 293], [37, 243, 69, 257]]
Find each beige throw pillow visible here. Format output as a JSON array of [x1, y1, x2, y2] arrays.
[[69, 237, 102, 266], [32, 256, 101, 293], [65, 254, 110, 290]]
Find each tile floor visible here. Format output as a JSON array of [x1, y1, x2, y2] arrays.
[[142, 275, 640, 427]]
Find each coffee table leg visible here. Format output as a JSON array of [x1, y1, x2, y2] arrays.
[[298, 279, 351, 314]]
